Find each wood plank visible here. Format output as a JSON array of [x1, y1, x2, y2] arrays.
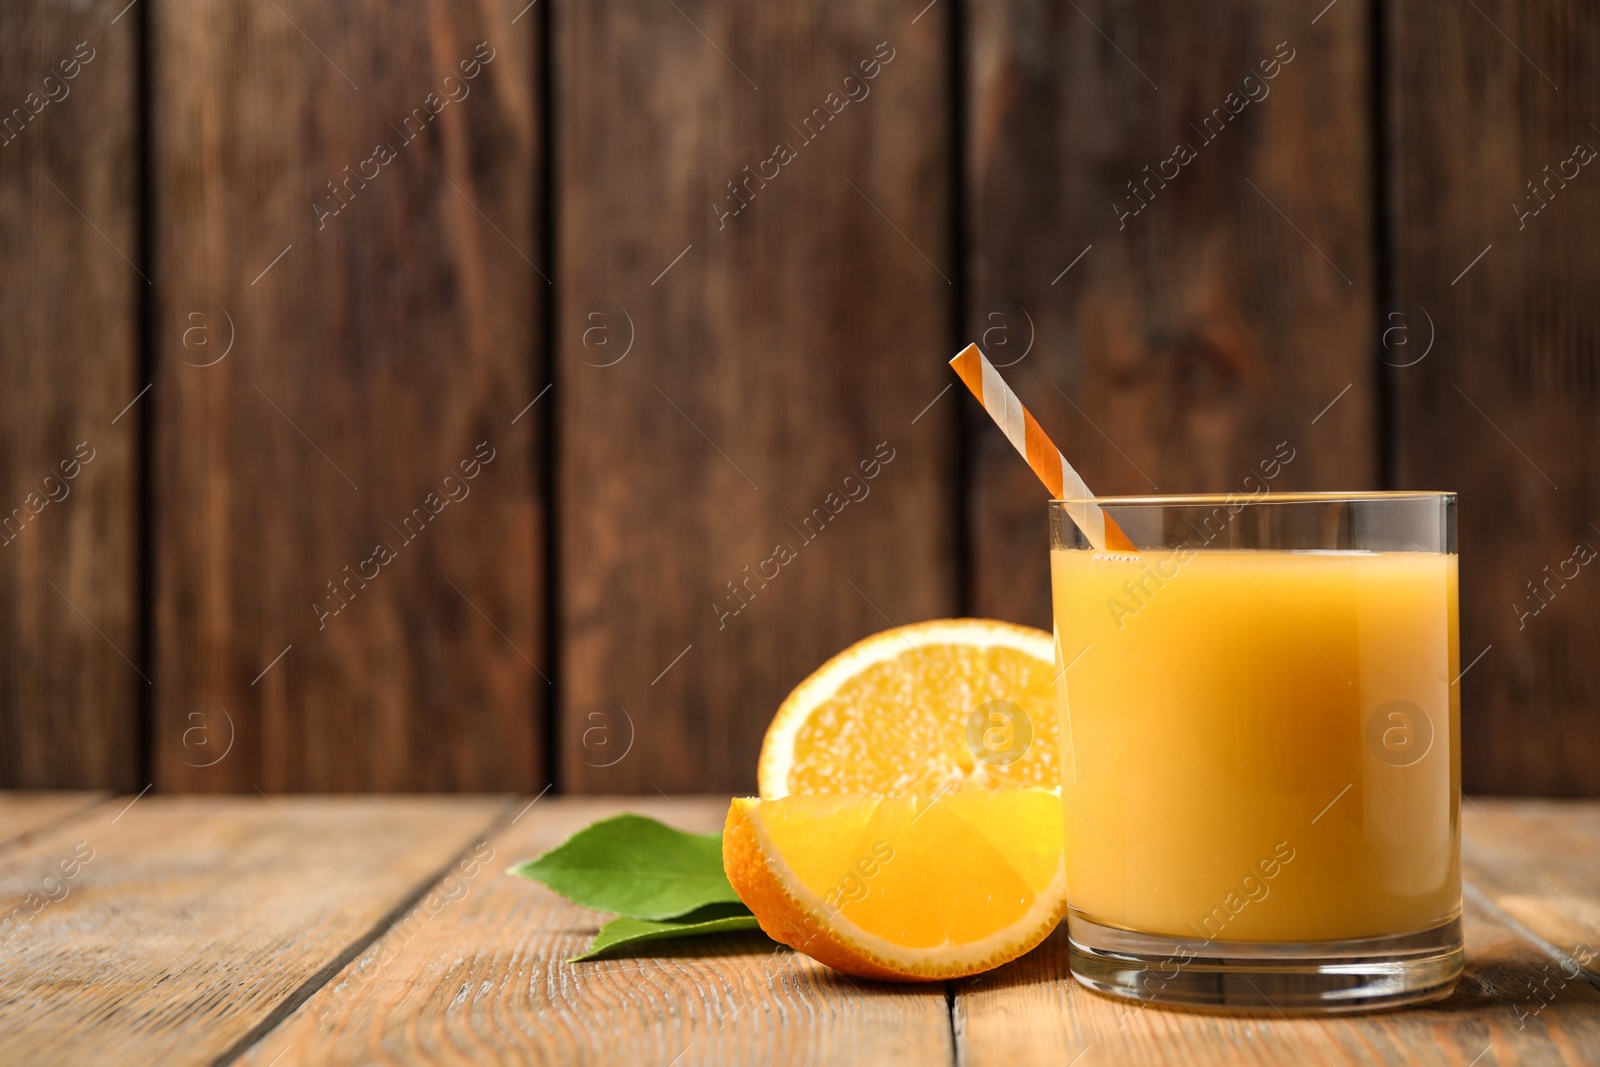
[[0, 791, 107, 850], [236, 797, 953, 1066], [955, 889, 1600, 1066], [0, 0, 141, 788], [1388, 0, 1600, 794], [964, 0, 1377, 627], [150, 0, 545, 790], [556, 1, 958, 793], [1461, 799, 1600, 975], [0, 794, 508, 1066]]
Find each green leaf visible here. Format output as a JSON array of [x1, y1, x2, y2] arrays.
[[507, 813, 741, 920], [571, 903, 766, 962]]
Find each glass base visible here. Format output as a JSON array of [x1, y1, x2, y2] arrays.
[[1066, 910, 1464, 1014]]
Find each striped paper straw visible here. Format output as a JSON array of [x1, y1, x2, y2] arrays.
[[949, 343, 1135, 551]]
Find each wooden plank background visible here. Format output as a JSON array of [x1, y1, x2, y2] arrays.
[[0, 0, 141, 790], [1387, 0, 1600, 795], [149, 0, 544, 792], [965, 0, 1376, 627], [554, 0, 956, 794], [0, 0, 1596, 796]]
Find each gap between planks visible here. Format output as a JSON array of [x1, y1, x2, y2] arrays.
[[1464, 880, 1600, 994], [213, 794, 523, 1067]]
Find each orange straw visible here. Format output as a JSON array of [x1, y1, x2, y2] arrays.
[[949, 343, 1136, 551]]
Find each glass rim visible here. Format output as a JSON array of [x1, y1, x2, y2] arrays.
[[1051, 490, 1455, 506]]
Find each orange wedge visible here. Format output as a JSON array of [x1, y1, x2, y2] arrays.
[[723, 789, 1066, 980], [758, 618, 1061, 798]]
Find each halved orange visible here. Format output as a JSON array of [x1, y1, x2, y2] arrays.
[[723, 789, 1066, 980], [758, 618, 1061, 798], [735, 619, 1070, 979]]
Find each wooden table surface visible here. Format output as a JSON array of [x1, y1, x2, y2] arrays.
[[2, 792, 1598, 1066]]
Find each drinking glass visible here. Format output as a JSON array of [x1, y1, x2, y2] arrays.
[[1049, 492, 1462, 1012]]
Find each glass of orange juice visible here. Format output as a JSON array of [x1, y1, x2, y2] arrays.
[[1049, 492, 1462, 1012]]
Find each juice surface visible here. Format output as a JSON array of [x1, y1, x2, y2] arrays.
[[1051, 548, 1460, 943]]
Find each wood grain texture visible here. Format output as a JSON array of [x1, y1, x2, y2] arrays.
[[0, 791, 107, 850], [555, 0, 958, 794], [963, 0, 1377, 627], [0, 794, 507, 1067], [1462, 799, 1600, 975], [0, 1, 140, 788], [5, 795, 1599, 1064], [955, 891, 1600, 1066], [1387, 0, 1600, 795], [150, 0, 546, 791], [238, 796, 953, 1066]]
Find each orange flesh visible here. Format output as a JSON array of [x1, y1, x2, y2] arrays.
[[784, 643, 1060, 795]]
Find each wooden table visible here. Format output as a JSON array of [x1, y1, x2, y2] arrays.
[[2, 792, 1597, 1065]]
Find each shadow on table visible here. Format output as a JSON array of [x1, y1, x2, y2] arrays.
[[948, 922, 1599, 1029], [583, 929, 778, 962], [580, 912, 1597, 1028]]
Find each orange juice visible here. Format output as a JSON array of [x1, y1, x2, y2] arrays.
[[1050, 547, 1460, 943]]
